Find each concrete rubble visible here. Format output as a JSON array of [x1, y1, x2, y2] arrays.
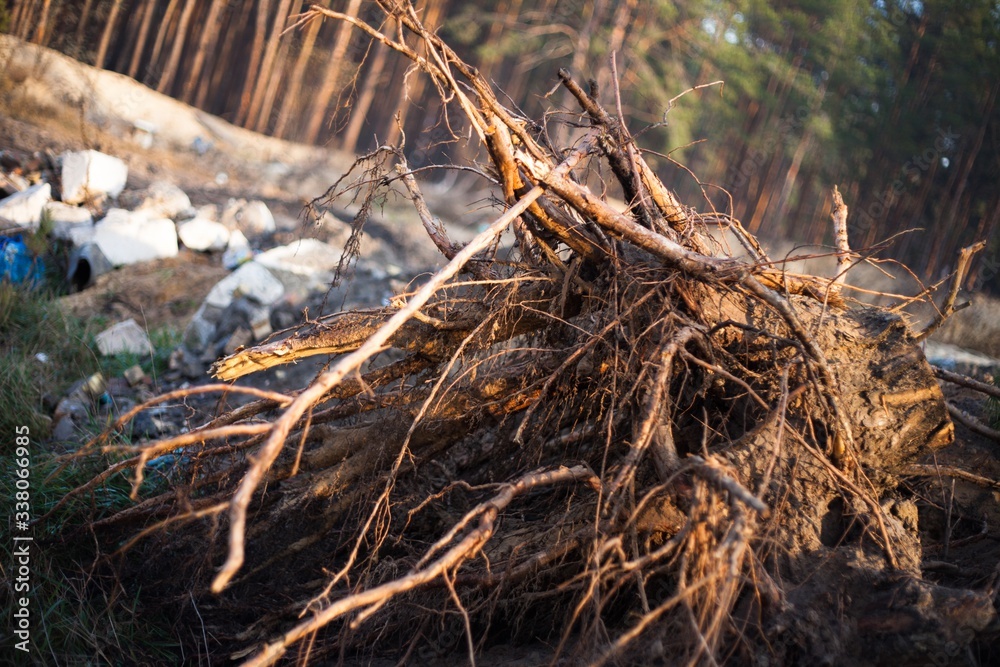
[[177, 216, 231, 252], [221, 198, 276, 235], [131, 180, 194, 220], [93, 208, 179, 266], [184, 261, 284, 355], [1, 144, 397, 394], [61, 150, 128, 204], [0, 182, 52, 228], [44, 201, 94, 240], [94, 319, 155, 356], [254, 238, 342, 300]]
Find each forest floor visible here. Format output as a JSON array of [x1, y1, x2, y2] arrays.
[[3, 35, 1000, 666]]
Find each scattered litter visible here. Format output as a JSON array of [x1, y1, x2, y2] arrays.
[[222, 229, 252, 269], [123, 364, 147, 387], [0, 235, 44, 287]]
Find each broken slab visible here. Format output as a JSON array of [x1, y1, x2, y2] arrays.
[[61, 150, 128, 204], [205, 261, 284, 310], [0, 182, 52, 228], [134, 180, 193, 220], [93, 208, 178, 266], [185, 262, 284, 352], [178, 216, 230, 252], [221, 198, 275, 236], [95, 319, 153, 356], [255, 238, 341, 299], [45, 201, 94, 241]]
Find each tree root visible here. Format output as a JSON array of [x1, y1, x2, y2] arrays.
[[58, 3, 995, 665]]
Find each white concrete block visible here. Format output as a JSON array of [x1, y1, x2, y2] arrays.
[[93, 208, 178, 266], [255, 238, 341, 297], [177, 217, 230, 252], [0, 182, 52, 228], [44, 201, 94, 241], [205, 261, 284, 310], [95, 319, 153, 356], [222, 198, 275, 235], [136, 180, 193, 219], [61, 150, 128, 204]]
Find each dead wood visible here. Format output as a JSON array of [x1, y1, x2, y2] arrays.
[[60, 3, 998, 666]]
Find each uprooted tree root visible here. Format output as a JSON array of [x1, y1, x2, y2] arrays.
[[54, 3, 999, 665]]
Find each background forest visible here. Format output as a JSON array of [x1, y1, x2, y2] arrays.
[[3, 0, 998, 292]]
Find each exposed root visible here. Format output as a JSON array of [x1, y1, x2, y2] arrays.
[[56, 2, 995, 665]]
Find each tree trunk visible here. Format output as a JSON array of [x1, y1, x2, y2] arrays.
[[114, 0, 147, 73], [302, 0, 363, 145], [245, 0, 293, 130], [274, 12, 322, 139], [94, 0, 124, 69], [156, 0, 198, 95], [14, 0, 39, 41], [127, 0, 159, 79], [384, 0, 445, 148], [236, 0, 272, 126], [942, 82, 997, 232], [595, 0, 636, 101], [553, 0, 607, 148], [12, 0, 35, 40], [252, 0, 303, 134], [340, 24, 393, 154], [33, 0, 52, 45], [73, 0, 95, 47], [199, 3, 247, 112], [149, 0, 181, 77], [182, 0, 226, 104]]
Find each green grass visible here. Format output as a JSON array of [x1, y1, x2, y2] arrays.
[[988, 375, 1000, 429], [0, 281, 97, 437], [97, 326, 182, 383], [1, 442, 181, 664], [0, 246, 184, 663]]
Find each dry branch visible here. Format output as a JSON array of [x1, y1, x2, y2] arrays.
[[917, 240, 986, 342]]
